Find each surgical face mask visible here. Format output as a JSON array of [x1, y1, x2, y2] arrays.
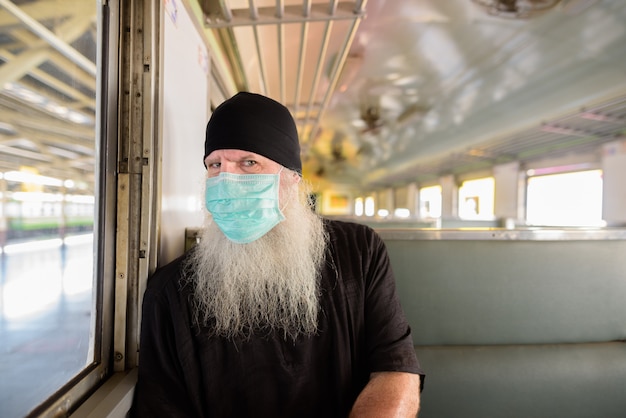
[[205, 171, 285, 244]]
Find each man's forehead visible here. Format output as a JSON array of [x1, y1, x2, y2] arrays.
[[205, 149, 272, 162]]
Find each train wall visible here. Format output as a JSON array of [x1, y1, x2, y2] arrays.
[[158, 0, 209, 266]]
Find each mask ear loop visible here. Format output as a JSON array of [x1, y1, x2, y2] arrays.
[[276, 167, 296, 214]]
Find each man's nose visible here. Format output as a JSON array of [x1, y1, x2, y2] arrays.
[[219, 161, 240, 174]]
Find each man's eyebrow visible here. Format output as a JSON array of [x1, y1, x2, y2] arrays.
[[238, 153, 262, 161]]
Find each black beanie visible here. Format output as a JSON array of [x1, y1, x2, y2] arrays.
[[204, 92, 302, 173]]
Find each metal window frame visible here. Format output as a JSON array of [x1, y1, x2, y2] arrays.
[[25, 0, 161, 415]]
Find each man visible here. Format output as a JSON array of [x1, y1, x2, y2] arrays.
[[131, 92, 424, 417]]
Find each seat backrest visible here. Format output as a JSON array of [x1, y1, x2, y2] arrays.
[[381, 235, 626, 345]]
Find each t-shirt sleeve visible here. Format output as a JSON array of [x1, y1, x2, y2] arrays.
[[360, 226, 424, 378]]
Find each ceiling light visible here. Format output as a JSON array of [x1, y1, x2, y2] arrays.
[[470, 0, 562, 19]]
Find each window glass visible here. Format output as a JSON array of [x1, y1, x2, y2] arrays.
[[364, 196, 375, 217], [377, 208, 390, 218], [419, 185, 442, 219], [394, 208, 410, 218], [0, 2, 98, 417], [526, 169, 604, 226], [458, 177, 495, 220], [354, 197, 364, 216]]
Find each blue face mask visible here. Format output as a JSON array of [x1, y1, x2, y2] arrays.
[[205, 171, 285, 244]]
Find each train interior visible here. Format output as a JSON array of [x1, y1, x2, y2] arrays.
[[0, 0, 625, 417]]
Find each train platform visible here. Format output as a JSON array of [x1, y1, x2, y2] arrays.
[[0, 234, 94, 418]]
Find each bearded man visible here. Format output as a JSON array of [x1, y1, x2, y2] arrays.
[[131, 92, 424, 417]]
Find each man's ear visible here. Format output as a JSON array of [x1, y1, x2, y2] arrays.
[[279, 168, 301, 186]]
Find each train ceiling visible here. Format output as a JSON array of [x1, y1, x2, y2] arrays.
[[0, 0, 625, 194], [200, 0, 626, 187]]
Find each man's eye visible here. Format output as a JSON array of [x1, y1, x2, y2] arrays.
[[208, 162, 221, 169], [242, 160, 257, 167]]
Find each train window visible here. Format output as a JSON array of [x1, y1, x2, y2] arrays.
[[394, 208, 411, 218], [354, 197, 364, 216], [377, 208, 390, 218], [419, 185, 442, 219], [526, 169, 604, 226], [364, 196, 376, 217], [0, 2, 101, 417], [393, 186, 411, 218], [458, 177, 495, 220]]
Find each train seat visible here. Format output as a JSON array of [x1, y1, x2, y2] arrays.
[[382, 233, 626, 418]]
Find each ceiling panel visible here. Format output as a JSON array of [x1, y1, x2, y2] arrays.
[[201, 0, 626, 188]]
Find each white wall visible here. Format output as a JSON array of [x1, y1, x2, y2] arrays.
[[602, 140, 626, 225], [159, 0, 209, 265]]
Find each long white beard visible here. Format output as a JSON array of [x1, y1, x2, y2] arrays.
[[185, 184, 327, 341]]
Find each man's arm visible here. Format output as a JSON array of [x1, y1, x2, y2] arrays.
[[349, 371, 421, 418]]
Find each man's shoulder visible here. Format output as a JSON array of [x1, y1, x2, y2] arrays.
[[145, 253, 189, 295], [323, 218, 381, 243], [324, 217, 374, 234]]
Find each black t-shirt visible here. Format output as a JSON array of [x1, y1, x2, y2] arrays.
[[131, 219, 423, 417]]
